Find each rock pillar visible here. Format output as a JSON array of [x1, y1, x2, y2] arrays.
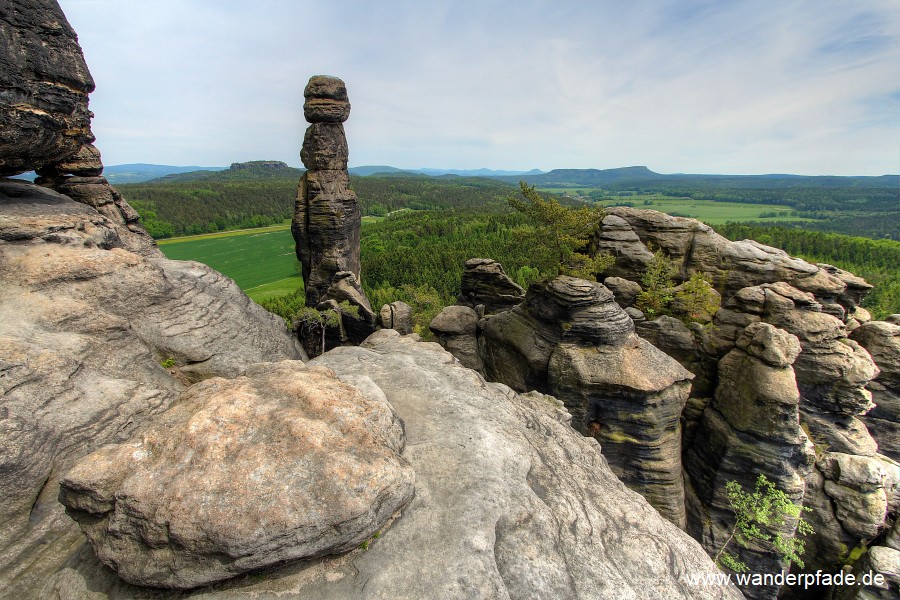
[[293, 75, 363, 307]]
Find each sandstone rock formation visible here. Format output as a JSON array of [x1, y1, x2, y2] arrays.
[[0, 0, 158, 257], [59, 361, 414, 589], [457, 257, 525, 314], [293, 76, 361, 305], [429, 304, 483, 372], [41, 331, 741, 599], [0, 0, 95, 175], [0, 179, 305, 598], [599, 207, 856, 311], [684, 322, 815, 599], [292, 76, 375, 347], [379, 300, 414, 335], [703, 281, 898, 596], [478, 275, 694, 525]]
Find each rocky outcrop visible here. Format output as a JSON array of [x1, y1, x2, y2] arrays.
[[852, 321, 900, 462], [428, 304, 483, 372], [379, 300, 414, 335], [457, 258, 525, 314], [0, 180, 305, 598], [0, 1, 158, 257], [42, 331, 741, 599], [59, 361, 414, 589], [704, 281, 898, 596], [479, 275, 694, 525], [601, 207, 856, 311], [292, 75, 362, 306], [685, 322, 815, 599], [0, 0, 95, 176]]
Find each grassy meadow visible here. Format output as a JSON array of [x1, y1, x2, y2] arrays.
[[537, 190, 811, 225], [157, 223, 302, 302]]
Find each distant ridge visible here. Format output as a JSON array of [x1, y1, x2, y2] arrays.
[[103, 163, 225, 184], [146, 161, 302, 183]]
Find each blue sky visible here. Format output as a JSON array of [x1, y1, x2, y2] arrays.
[[59, 0, 900, 175]]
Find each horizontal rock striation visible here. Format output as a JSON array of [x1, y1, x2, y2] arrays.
[[0, 0, 95, 175], [479, 275, 694, 525], [457, 258, 525, 314], [685, 322, 815, 599]]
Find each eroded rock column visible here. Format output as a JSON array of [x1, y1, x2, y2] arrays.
[[293, 75, 362, 306]]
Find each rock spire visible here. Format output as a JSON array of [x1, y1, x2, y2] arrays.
[[293, 75, 362, 306]]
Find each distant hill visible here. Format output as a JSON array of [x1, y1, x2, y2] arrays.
[[103, 164, 226, 184], [349, 165, 411, 176], [148, 161, 303, 183], [415, 167, 546, 177], [507, 166, 659, 186]]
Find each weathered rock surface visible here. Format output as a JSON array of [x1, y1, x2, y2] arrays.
[[319, 270, 377, 346], [42, 331, 742, 599], [292, 76, 364, 308], [711, 282, 878, 417], [59, 361, 414, 589], [0, 180, 305, 598], [549, 337, 693, 526], [0, 0, 96, 175], [479, 275, 694, 525], [457, 258, 525, 314], [379, 300, 413, 335], [603, 275, 642, 308], [480, 276, 635, 392]]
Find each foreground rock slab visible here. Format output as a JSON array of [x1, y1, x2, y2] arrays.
[[43, 331, 741, 599], [58, 361, 414, 589], [0, 180, 306, 598]]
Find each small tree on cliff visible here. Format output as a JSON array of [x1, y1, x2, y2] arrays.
[[508, 183, 614, 280], [715, 474, 813, 573]]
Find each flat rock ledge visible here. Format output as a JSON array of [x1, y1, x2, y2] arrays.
[[58, 360, 414, 590]]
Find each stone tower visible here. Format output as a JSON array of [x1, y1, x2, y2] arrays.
[[293, 75, 362, 306], [293, 76, 375, 349]]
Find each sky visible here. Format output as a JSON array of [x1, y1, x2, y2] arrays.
[[58, 0, 900, 176]]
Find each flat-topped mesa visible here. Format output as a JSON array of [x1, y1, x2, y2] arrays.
[[293, 76, 373, 342]]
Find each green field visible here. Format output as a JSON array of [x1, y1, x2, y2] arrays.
[[157, 224, 302, 302], [535, 190, 810, 225]]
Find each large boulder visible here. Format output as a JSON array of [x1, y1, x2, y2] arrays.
[[429, 304, 483, 372], [0, 180, 305, 598], [0, 0, 95, 175], [58, 361, 414, 589]]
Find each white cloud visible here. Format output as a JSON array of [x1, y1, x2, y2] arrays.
[[59, 0, 900, 174]]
